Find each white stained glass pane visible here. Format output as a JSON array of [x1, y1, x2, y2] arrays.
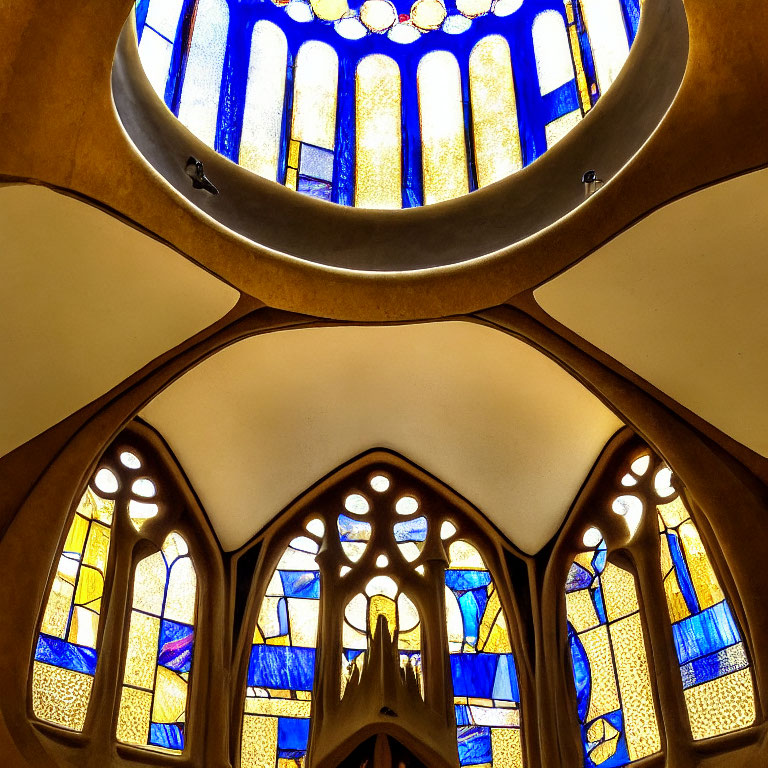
[[417, 50, 469, 205], [532, 10, 576, 95], [177, 0, 229, 149], [144, 0, 185, 40], [239, 21, 288, 181], [292, 41, 339, 150], [138, 28, 174, 99], [469, 35, 522, 187], [545, 109, 581, 149], [355, 55, 402, 209], [580, 0, 630, 94]]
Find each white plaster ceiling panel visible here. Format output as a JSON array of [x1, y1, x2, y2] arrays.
[[534, 168, 768, 457], [141, 322, 622, 553], [0, 184, 238, 458]]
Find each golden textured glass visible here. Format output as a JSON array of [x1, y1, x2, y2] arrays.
[[565, 588, 599, 633], [469, 36, 522, 187], [610, 613, 660, 760], [313, 0, 349, 20], [448, 540, 486, 569], [580, 625, 620, 721], [662, 567, 691, 623], [291, 41, 339, 150], [79, 487, 115, 526], [491, 726, 523, 768], [287, 597, 319, 647], [587, 717, 620, 764], [246, 697, 312, 717], [684, 668, 755, 740], [369, 594, 397, 636], [132, 552, 166, 616], [32, 662, 93, 731], [657, 496, 688, 528], [601, 563, 638, 621], [165, 556, 198, 626], [68, 605, 100, 646], [545, 110, 582, 149], [123, 611, 161, 689], [63, 512, 89, 554], [242, 713, 279, 768], [565, 0, 592, 113], [116, 686, 153, 746], [82, 521, 110, 573], [40, 575, 75, 639], [73, 565, 104, 609], [418, 51, 469, 205], [240, 21, 288, 181], [355, 55, 402, 209], [152, 666, 188, 724], [580, 0, 630, 94], [678, 520, 724, 610]]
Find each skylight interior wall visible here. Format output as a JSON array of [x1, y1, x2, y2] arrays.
[[138, 0, 636, 208]]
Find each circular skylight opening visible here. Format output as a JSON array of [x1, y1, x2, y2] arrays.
[[94, 468, 119, 494], [345, 493, 370, 514], [395, 496, 419, 515]]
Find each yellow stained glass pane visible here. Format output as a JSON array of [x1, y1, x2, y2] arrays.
[[478, 589, 510, 653], [123, 611, 161, 690], [418, 51, 469, 205], [240, 21, 288, 181], [68, 605, 100, 648], [566, 588, 599, 634], [245, 697, 312, 717], [82, 522, 111, 574], [369, 594, 397, 637], [545, 110, 582, 149], [483, 614, 512, 654], [152, 666, 188, 724], [40, 576, 74, 639], [242, 714, 279, 768], [659, 527, 674, 574], [610, 613, 660, 760], [63, 513, 89, 555], [259, 596, 285, 639], [79, 487, 115, 525], [287, 597, 319, 647], [448, 541, 486, 569], [580, 0, 630, 94], [491, 726, 523, 768], [73, 565, 104, 608], [296, 690, 311, 700], [684, 667, 755, 740], [162, 532, 189, 564], [398, 624, 421, 651], [312, 0, 348, 21], [165, 556, 197, 626], [469, 36, 522, 188], [586, 717, 620, 764], [657, 497, 688, 529], [355, 55, 401, 209], [292, 41, 338, 150], [133, 552, 166, 616], [678, 520, 724, 610], [663, 569, 691, 623], [288, 140, 300, 169], [580, 625, 620, 722], [285, 168, 298, 190], [32, 661, 92, 730], [116, 686, 153, 746], [601, 563, 638, 622], [574, 551, 595, 574]]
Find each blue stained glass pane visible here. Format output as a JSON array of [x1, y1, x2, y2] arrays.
[[248, 645, 316, 690], [568, 624, 591, 722], [451, 654, 519, 701], [666, 531, 700, 615], [344, 648, 364, 663], [337, 514, 372, 542], [158, 619, 194, 673], [35, 634, 98, 676], [299, 143, 334, 182], [680, 642, 749, 689], [277, 716, 310, 751], [584, 710, 630, 768], [455, 704, 471, 726], [393, 516, 428, 543], [149, 722, 184, 750], [457, 726, 492, 766], [297, 177, 332, 201], [279, 570, 320, 599], [592, 585, 607, 625], [278, 597, 289, 636], [458, 592, 482, 645], [592, 544, 607, 575], [672, 601, 741, 665], [445, 570, 492, 592], [566, 563, 593, 593]]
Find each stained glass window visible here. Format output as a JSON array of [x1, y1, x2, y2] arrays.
[[445, 539, 524, 768], [355, 55, 402, 209], [656, 470, 756, 740], [116, 532, 197, 753], [176, 0, 229, 149], [566, 530, 660, 767], [239, 21, 288, 181], [137, 0, 185, 99], [32, 485, 116, 731], [241, 534, 322, 768], [579, 0, 631, 94], [417, 51, 469, 205], [469, 36, 522, 188]]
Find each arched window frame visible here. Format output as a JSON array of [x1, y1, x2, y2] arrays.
[[232, 450, 534, 768], [28, 422, 224, 758]]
